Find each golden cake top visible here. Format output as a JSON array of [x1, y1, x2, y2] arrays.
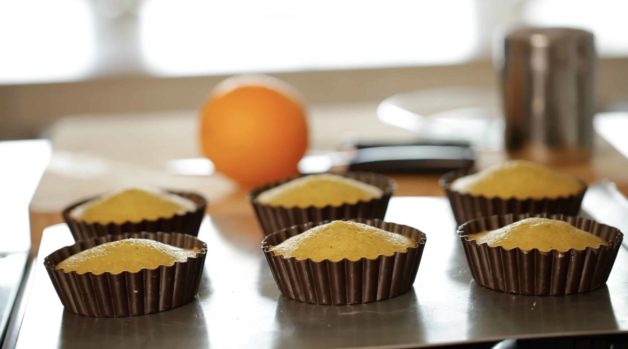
[[256, 174, 383, 208], [71, 188, 196, 224], [270, 220, 415, 262], [55, 238, 199, 275], [451, 160, 582, 200], [468, 217, 607, 252]]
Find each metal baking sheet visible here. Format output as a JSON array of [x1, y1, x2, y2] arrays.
[[14, 197, 628, 348], [0, 252, 28, 342]]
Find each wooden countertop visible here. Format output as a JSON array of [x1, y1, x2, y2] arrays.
[[25, 110, 628, 254]]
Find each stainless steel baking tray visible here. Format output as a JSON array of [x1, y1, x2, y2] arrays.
[[14, 196, 628, 348]]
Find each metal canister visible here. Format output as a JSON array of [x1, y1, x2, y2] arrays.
[[501, 27, 596, 163]]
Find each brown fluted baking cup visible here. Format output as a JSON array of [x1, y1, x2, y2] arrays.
[[262, 218, 426, 305], [62, 191, 207, 241], [440, 170, 587, 225], [250, 172, 395, 236], [44, 232, 207, 317], [458, 213, 623, 296]]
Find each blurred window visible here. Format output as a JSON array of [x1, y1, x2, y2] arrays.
[[1, 0, 627, 84]]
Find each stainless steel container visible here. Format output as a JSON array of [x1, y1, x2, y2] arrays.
[[501, 27, 596, 163]]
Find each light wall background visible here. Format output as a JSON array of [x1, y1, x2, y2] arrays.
[[2, 0, 628, 139]]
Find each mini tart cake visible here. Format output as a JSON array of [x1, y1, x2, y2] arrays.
[[440, 161, 587, 225], [45, 232, 207, 317], [458, 214, 623, 296], [256, 174, 383, 208], [63, 187, 207, 241], [451, 160, 583, 200], [70, 188, 196, 224], [468, 217, 607, 252], [250, 172, 395, 236], [270, 221, 414, 262], [56, 238, 200, 275], [262, 219, 426, 305]]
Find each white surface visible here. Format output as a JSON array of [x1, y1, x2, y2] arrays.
[[377, 87, 502, 149], [0, 140, 51, 252], [595, 112, 628, 159]]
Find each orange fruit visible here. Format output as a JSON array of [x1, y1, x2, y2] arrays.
[[199, 75, 308, 186]]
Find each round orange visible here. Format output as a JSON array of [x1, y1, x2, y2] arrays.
[[199, 76, 308, 186]]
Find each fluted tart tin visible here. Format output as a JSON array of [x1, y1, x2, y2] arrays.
[[458, 213, 622, 296], [262, 218, 426, 305], [440, 170, 586, 225], [250, 172, 395, 236], [44, 232, 207, 317], [62, 190, 207, 241]]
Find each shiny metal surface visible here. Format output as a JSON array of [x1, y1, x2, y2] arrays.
[[501, 27, 596, 163], [14, 197, 628, 348]]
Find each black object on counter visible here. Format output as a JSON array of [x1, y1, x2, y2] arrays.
[[348, 141, 474, 174]]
